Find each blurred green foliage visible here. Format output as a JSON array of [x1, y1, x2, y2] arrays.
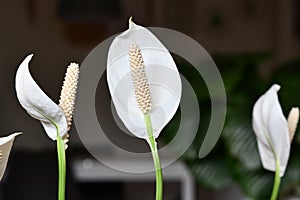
[[161, 53, 300, 200]]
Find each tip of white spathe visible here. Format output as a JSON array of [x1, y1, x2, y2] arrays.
[[11, 132, 23, 137], [7, 132, 23, 141], [19, 54, 34, 66], [129, 16, 133, 28], [26, 53, 34, 60], [272, 84, 281, 92], [0, 132, 22, 146]]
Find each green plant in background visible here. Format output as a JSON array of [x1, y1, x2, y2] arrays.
[[15, 54, 79, 200], [106, 19, 181, 200], [161, 53, 300, 199]]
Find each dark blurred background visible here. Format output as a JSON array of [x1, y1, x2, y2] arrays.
[[0, 0, 300, 200]]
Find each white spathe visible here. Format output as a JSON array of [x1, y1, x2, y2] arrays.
[[107, 19, 182, 139], [252, 84, 290, 177], [15, 54, 67, 140], [0, 132, 22, 181]]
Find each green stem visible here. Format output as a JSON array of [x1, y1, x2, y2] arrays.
[[144, 113, 163, 200], [55, 124, 66, 200], [270, 156, 281, 200]]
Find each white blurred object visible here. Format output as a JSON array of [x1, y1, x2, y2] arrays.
[[72, 153, 195, 200]]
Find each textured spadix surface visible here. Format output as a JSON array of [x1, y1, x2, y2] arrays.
[[107, 20, 181, 139]]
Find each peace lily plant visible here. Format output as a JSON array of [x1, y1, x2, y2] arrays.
[[15, 54, 79, 200], [252, 84, 299, 200], [0, 132, 22, 181], [107, 18, 181, 200]]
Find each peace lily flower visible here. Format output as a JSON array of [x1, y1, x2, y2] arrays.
[[107, 19, 181, 140], [0, 132, 22, 181], [15, 54, 79, 200], [252, 84, 299, 200], [107, 19, 181, 200], [15, 54, 67, 140]]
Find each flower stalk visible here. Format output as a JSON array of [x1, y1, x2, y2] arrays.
[[145, 113, 163, 200], [57, 63, 79, 200], [270, 156, 281, 200], [55, 123, 66, 200], [129, 43, 163, 200]]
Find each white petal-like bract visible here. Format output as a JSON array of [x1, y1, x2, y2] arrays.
[[252, 84, 290, 177], [15, 54, 68, 140], [0, 132, 22, 181], [107, 20, 181, 139]]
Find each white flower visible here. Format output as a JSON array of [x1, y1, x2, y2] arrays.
[[0, 132, 22, 181], [15, 54, 68, 140], [106, 19, 181, 139], [252, 84, 299, 177]]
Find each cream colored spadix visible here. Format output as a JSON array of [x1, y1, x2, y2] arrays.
[[107, 19, 181, 139], [15, 54, 68, 140], [252, 84, 299, 177], [287, 107, 299, 141], [0, 132, 22, 181]]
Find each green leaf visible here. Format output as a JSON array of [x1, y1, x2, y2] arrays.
[[222, 118, 261, 170], [272, 67, 300, 113], [280, 146, 300, 198], [236, 169, 273, 200], [190, 157, 233, 190]]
